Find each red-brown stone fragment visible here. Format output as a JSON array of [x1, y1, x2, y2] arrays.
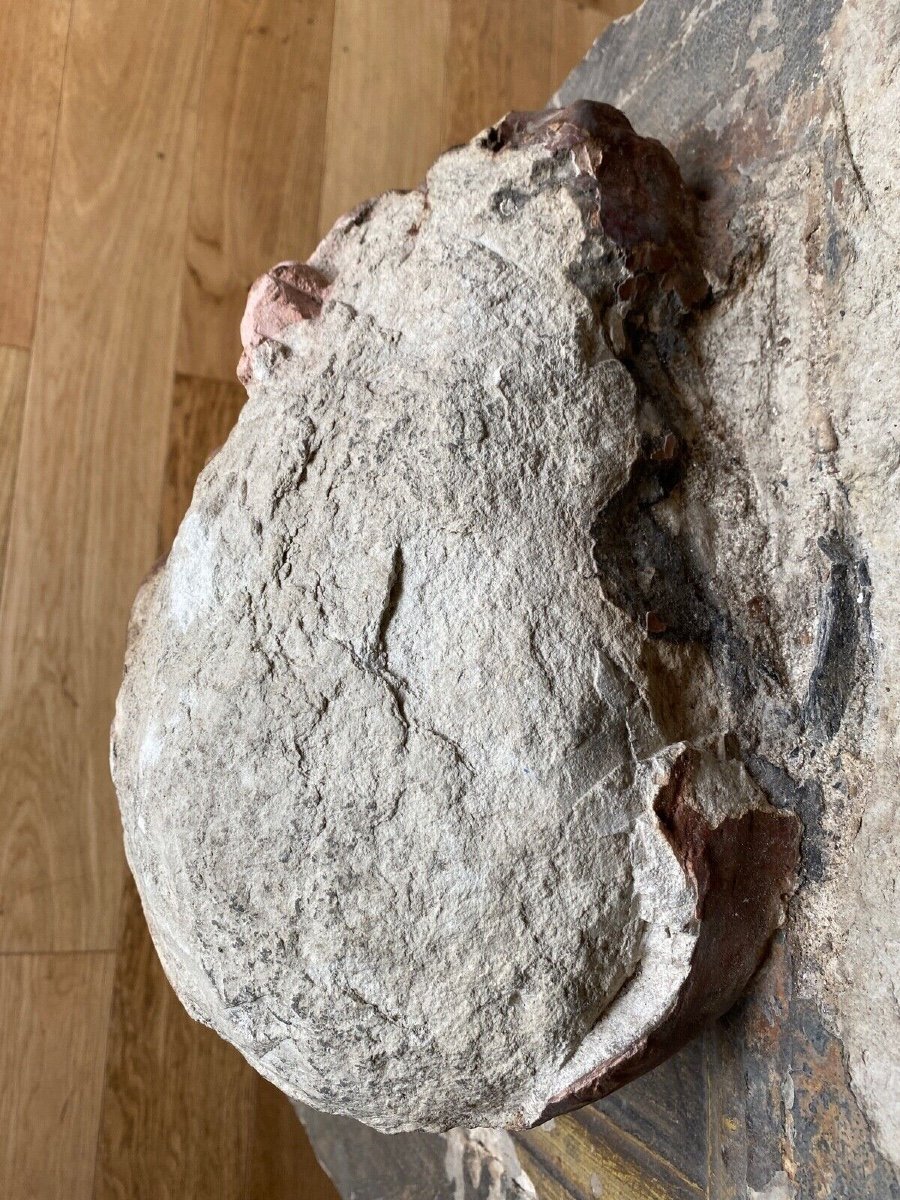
[[538, 747, 800, 1123], [490, 100, 708, 312], [238, 260, 330, 384]]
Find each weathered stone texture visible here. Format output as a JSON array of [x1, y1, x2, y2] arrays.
[[112, 105, 797, 1132], [279, 0, 900, 1191], [558, 0, 900, 1187]]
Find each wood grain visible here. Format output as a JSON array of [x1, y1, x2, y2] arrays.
[[519, 1106, 704, 1200], [247, 1078, 340, 1200], [158, 374, 247, 551], [0, 0, 71, 348], [177, 0, 336, 383], [0, 0, 208, 953], [514, 1148, 576, 1200], [0, 347, 30, 592], [317, 0, 452, 238], [443, 0, 555, 147], [0, 952, 115, 1200], [596, 1036, 708, 1189], [704, 1025, 747, 1200], [92, 876, 256, 1200]]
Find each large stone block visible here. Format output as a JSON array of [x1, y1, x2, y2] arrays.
[[112, 103, 797, 1133]]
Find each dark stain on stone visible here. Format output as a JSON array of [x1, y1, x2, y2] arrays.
[[824, 225, 853, 281], [789, 995, 900, 1200], [489, 186, 529, 219], [589, 445, 718, 645], [745, 753, 826, 882], [723, 936, 900, 1199], [769, 0, 843, 113], [339, 195, 380, 229], [488, 100, 708, 314], [557, 0, 841, 147], [803, 533, 871, 743], [538, 747, 799, 1124]]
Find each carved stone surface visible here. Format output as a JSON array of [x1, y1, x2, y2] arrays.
[[112, 102, 797, 1131]]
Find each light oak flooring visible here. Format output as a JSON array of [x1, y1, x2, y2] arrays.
[[0, 1, 637, 1195]]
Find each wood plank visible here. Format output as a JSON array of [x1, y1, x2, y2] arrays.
[[317, 0, 452, 238], [514, 1145, 578, 1200], [551, 1, 639, 89], [177, 0, 336, 383], [0, 952, 115, 1200], [704, 1024, 748, 1200], [92, 876, 255, 1200], [443, 0, 555, 148], [0, 0, 71, 347], [0, 0, 209, 952], [247, 1079, 340, 1200], [159, 374, 246, 551], [0, 347, 30, 591]]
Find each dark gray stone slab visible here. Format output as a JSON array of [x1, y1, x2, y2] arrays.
[[293, 0, 900, 1192]]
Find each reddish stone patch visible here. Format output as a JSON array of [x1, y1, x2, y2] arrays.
[[238, 261, 330, 384], [537, 747, 800, 1123], [489, 100, 708, 311]]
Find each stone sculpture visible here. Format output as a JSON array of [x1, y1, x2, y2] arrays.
[[111, 102, 799, 1131]]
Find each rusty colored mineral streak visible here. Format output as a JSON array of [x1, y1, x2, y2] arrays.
[[237, 260, 331, 383], [537, 747, 800, 1123], [490, 100, 708, 311]]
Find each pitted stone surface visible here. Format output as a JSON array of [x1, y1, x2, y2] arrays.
[[112, 107, 796, 1132]]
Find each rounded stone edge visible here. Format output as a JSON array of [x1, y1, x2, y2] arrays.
[[486, 99, 709, 313], [113, 102, 799, 1133], [534, 746, 801, 1125]]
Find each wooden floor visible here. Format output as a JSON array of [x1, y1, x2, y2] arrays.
[[0, 1, 637, 1196]]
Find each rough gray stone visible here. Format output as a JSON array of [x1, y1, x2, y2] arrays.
[[557, 0, 900, 1186], [112, 106, 797, 1133], [295, 1102, 539, 1200]]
